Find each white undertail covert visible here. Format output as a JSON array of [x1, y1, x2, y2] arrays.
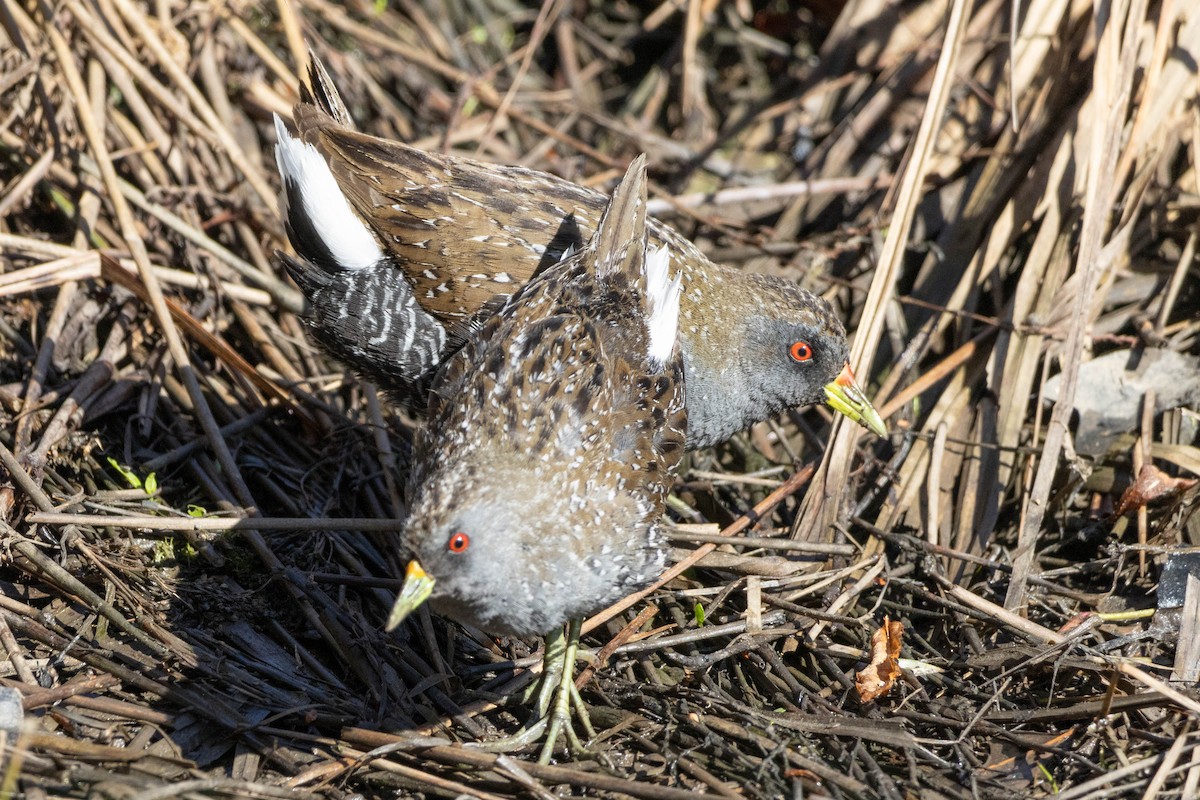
[[643, 245, 682, 369], [273, 114, 384, 271]]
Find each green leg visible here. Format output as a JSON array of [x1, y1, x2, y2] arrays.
[[538, 617, 592, 764], [476, 619, 594, 761], [532, 625, 567, 719]]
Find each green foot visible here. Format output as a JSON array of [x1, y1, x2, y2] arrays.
[[475, 618, 596, 763]]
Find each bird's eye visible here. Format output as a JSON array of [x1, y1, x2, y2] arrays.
[[789, 341, 814, 362], [447, 532, 470, 553]]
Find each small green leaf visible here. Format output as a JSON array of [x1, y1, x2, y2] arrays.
[[693, 603, 705, 626], [107, 457, 142, 489], [144, 472, 158, 495], [186, 504, 207, 517]]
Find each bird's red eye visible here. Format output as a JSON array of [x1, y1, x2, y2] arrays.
[[789, 341, 813, 362], [447, 532, 470, 553]]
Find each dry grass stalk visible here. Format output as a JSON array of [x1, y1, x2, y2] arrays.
[[0, 0, 1197, 796]]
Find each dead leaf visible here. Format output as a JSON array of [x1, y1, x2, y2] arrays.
[[856, 617, 904, 703], [1113, 463, 1198, 517]]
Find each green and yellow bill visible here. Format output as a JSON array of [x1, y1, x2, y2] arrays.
[[386, 559, 436, 631], [824, 363, 887, 437]]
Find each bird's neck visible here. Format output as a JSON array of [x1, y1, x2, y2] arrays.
[[676, 266, 775, 450], [680, 349, 753, 449]]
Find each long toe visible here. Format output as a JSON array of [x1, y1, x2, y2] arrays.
[[537, 618, 592, 764], [471, 620, 595, 762]]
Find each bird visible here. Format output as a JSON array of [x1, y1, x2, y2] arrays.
[[385, 155, 686, 761], [272, 55, 887, 445]]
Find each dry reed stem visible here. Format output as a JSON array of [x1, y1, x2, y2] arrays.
[[794, 0, 971, 541], [1, 0, 1198, 795]]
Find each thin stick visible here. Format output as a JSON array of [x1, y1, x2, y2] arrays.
[[27, 512, 400, 532], [1005, 0, 1143, 610], [795, 0, 973, 541]]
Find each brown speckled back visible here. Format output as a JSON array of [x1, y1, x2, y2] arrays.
[[402, 157, 686, 637]]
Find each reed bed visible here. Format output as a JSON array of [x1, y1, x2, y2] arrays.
[[1, 0, 1198, 796]]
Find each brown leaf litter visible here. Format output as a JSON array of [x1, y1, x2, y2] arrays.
[[1, 0, 1199, 797]]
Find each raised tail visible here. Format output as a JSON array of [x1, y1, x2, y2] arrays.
[[300, 51, 355, 130], [588, 155, 682, 370], [588, 154, 648, 282]]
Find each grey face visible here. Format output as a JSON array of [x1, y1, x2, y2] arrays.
[[681, 311, 852, 450], [401, 489, 665, 638], [743, 315, 850, 409], [402, 500, 547, 635]]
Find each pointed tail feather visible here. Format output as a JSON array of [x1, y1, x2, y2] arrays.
[[586, 155, 682, 368], [302, 51, 355, 130], [588, 154, 648, 281]]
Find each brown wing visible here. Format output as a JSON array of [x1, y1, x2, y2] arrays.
[[430, 154, 686, 475], [292, 108, 608, 321], [425, 306, 682, 483], [294, 58, 716, 331], [606, 357, 687, 497]]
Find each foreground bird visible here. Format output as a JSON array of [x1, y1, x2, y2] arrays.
[[386, 156, 685, 760], [273, 56, 886, 444]]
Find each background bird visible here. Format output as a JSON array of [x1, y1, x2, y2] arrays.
[[273, 55, 885, 446]]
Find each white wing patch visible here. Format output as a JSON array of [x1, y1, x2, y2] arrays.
[[273, 114, 384, 271], [643, 245, 681, 368]]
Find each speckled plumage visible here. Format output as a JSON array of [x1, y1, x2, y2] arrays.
[[275, 56, 885, 446], [400, 157, 685, 637]]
